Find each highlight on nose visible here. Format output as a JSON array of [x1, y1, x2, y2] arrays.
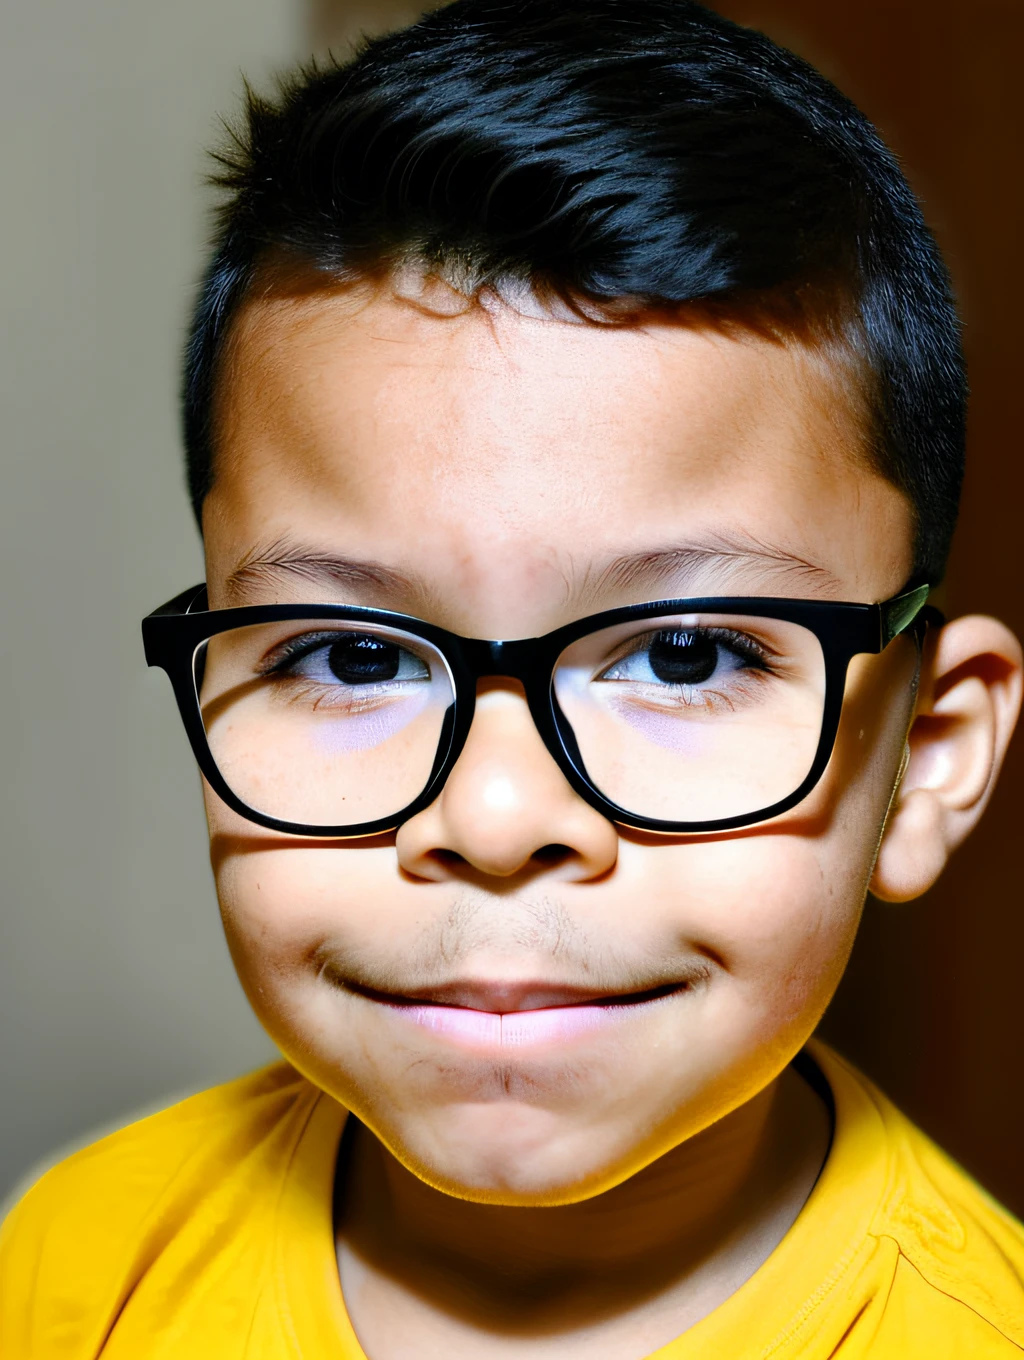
[[480, 773, 521, 816]]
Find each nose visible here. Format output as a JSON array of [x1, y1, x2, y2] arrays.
[[395, 681, 619, 882]]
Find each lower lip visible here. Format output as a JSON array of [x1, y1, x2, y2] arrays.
[[384, 997, 666, 1048]]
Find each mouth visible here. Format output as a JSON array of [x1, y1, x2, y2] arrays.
[[348, 979, 689, 1049]]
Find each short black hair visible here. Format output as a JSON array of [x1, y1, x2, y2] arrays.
[[184, 0, 965, 583]]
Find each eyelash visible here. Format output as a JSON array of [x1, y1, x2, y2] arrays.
[[599, 627, 777, 679], [257, 631, 352, 676]]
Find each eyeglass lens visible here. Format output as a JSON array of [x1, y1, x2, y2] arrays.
[[553, 612, 825, 823], [195, 611, 827, 829], [197, 620, 456, 827]]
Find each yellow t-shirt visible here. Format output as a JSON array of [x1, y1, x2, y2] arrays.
[[2, 1042, 1022, 1358]]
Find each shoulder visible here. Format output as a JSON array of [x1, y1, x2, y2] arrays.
[[814, 1043, 1024, 1353], [1, 1061, 312, 1243], [0, 1062, 317, 1356]]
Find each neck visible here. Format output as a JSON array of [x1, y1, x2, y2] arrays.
[[335, 1065, 831, 1358]]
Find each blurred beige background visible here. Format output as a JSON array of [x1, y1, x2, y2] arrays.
[[3, 0, 1022, 1216], [0, 0, 298, 1203]]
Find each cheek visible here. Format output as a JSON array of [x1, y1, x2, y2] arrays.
[[210, 835, 387, 1030], [688, 652, 917, 1020], [623, 806, 886, 1055], [671, 838, 859, 1032]]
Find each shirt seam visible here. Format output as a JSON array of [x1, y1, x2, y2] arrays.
[[873, 1233, 1024, 1353], [753, 1236, 876, 1357]]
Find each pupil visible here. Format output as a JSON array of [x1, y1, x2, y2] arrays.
[[328, 635, 400, 684], [648, 631, 717, 685]]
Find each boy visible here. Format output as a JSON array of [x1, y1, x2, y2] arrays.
[[3, 0, 1023, 1354]]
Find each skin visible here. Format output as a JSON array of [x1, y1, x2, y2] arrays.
[[201, 278, 1022, 1359]]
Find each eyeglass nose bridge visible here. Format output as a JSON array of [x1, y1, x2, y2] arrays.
[[452, 635, 555, 688], [432, 634, 582, 794]]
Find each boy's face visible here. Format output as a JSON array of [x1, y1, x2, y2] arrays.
[[202, 284, 917, 1204]]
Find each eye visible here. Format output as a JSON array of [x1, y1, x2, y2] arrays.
[[599, 628, 765, 687], [326, 635, 402, 684], [647, 630, 718, 685], [262, 631, 431, 687]]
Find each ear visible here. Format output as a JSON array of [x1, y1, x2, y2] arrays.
[[870, 614, 1023, 903]]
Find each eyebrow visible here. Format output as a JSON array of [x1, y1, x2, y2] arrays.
[[224, 531, 843, 611], [225, 538, 418, 605], [589, 533, 842, 600]]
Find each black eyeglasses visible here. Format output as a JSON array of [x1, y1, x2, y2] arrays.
[[143, 583, 933, 838]]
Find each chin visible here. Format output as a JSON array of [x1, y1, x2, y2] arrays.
[[371, 1095, 659, 1206]]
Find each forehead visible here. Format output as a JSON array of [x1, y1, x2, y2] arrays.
[[204, 285, 913, 631]]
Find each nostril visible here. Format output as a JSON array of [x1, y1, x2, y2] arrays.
[[430, 848, 468, 869], [532, 843, 574, 866]]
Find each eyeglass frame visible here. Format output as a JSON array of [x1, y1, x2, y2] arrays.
[[142, 582, 935, 840]]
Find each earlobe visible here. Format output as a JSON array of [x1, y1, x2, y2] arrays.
[[870, 615, 1023, 903]]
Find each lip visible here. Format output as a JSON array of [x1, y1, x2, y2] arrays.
[[364, 982, 683, 1050]]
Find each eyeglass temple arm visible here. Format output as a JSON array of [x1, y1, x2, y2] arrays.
[[147, 584, 208, 619], [880, 583, 935, 648]]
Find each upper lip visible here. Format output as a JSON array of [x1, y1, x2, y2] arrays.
[[348, 979, 686, 1013]]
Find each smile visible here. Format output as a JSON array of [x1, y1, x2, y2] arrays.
[[361, 982, 685, 1049]]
